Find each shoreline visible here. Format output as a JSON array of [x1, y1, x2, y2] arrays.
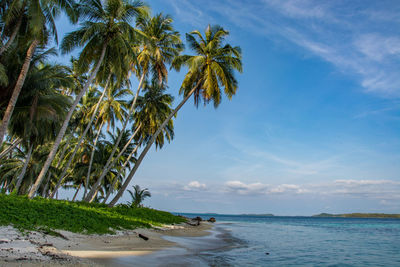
[[0, 221, 214, 266]]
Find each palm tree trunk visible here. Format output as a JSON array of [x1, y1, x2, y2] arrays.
[[1, 179, 8, 193], [0, 38, 39, 146], [72, 184, 81, 201], [13, 144, 33, 194], [49, 74, 111, 199], [84, 73, 145, 202], [0, 138, 22, 159], [0, 16, 22, 56], [102, 141, 141, 204], [85, 124, 141, 202], [42, 134, 73, 197], [42, 172, 52, 198], [83, 120, 105, 199], [28, 42, 108, 199], [108, 83, 201, 207]]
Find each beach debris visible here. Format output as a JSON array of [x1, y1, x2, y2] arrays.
[[185, 221, 198, 226], [208, 217, 216, 223], [138, 234, 149, 241], [38, 243, 53, 248], [193, 216, 203, 222]]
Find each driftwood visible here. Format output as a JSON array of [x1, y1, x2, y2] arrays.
[[192, 216, 202, 222], [185, 221, 199, 226], [138, 234, 149, 241]]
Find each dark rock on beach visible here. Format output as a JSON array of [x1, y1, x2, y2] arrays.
[[208, 217, 216, 223], [193, 216, 203, 222]]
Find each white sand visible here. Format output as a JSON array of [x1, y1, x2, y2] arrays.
[[0, 221, 213, 266]]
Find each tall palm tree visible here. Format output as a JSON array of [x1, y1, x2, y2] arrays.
[[108, 25, 242, 206], [135, 13, 183, 85], [28, 0, 148, 198], [127, 185, 151, 207], [50, 78, 130, 198], [85, 13, 182, 202], [48, 75, 111, 198], [0, 0, 76, 145], [6, 63, 72, 194]]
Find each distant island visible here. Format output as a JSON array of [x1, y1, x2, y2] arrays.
[[240, 214, 274, 217], [313, 213, 400, 219]]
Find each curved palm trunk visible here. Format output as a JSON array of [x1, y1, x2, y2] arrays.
[[49, 74, 111, 199], [28, 42, 108, 199], [83, 120, 105, 199], [0, 138, 22, 159], [0, 16, 22, 56], [42, 134, 73, 197], [85, 124, 141, 202], [72, 184, 81, 201], [0, 39, 39, 146], [13, 144, 33, 194], [108, 84, 200, 207], [84, 73, 145, 202], [102, 140, 141, 204]]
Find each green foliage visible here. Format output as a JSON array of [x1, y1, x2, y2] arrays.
[[0, 194, 185, 234]]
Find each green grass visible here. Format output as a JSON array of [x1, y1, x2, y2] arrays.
[[0, 194, 186, 234]]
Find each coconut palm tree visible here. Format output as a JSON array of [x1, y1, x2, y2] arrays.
[[48, 75, 111, 198], [88, 128, 135, 200], [51, 80, 130, 198], [108, 25, 242, 206], [0, 0, 77, 145], [29, 0, 148, 198], [84, 13, 182, 202], [127, 185, 151, 207], [2, 62, 71, 193]]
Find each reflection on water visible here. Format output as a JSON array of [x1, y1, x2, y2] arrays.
[[92, 215, 400, 267], [94, 226, 240, 267]]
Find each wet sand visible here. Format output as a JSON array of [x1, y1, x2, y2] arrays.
[[0, 222, 215, 267], [100, 224, 240, 267]]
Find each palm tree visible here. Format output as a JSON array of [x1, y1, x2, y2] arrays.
[[6, 63, 72, 194], [127, 185, 151, 207], [28, 0, 148, 198], [48, 75, 111, 198], [88, 128, 135, 200], [135, 13, 183, 85], [102, 140, 139, 203], [85, 13, 182, 202], [0, 0, 76, 145], [0, 0, 22, 56], [108, 25, 242, 206], [51, 79, 130, 198]]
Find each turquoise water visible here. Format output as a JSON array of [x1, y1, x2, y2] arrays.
[[181, 214, 400, 266]]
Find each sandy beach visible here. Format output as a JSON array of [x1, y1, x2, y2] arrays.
[[0, 221, 214, 267]]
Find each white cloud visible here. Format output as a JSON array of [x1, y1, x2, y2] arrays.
[[183, 181, 207, 191], [225, 180, 269, 195], [224, 181, 307, 195], [222, 179, 400, 200]]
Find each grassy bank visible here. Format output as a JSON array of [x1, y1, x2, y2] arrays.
[[0, 194, 186, 234]]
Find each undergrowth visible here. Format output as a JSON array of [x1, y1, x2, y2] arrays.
[[0, 194, 186, 234]]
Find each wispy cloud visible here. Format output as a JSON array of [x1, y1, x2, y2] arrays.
[[170, 0, 400, 97], [223, 179, 400, 200]]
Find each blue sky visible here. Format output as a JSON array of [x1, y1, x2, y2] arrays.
[[59, 0, 400, 215]]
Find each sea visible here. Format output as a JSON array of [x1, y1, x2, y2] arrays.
[[112, 213, 400, 267]]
